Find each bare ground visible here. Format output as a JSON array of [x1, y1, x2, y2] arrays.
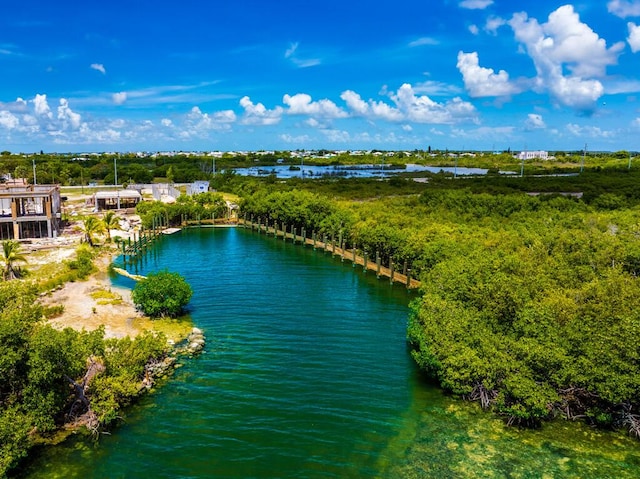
[[42, 252, 149, 338]]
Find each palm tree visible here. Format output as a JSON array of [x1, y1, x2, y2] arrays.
[[2, 240, 27, 280], [102, 211, 120, 243], [83, 217, 105, 247]]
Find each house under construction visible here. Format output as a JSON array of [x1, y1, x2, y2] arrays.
[[0, 183, 62, 240]]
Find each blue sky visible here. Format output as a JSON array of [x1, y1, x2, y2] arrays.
[[1, 0, 639, 152]]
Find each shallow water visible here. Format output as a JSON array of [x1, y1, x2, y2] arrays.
[[232, 163, 488, 178], [19, 228, 640, 478]]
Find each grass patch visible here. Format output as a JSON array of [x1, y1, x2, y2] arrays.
[[90, 288, 122, 305], [90, 288, 123, 306]]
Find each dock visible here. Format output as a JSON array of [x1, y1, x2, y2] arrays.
[[240, 217, 421, 289]]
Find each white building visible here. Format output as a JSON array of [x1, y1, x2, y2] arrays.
[[517, 150, 549, 160], [187, 181, 210, 195]]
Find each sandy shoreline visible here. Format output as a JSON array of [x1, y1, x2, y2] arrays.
[[42, 252, 149, 338]]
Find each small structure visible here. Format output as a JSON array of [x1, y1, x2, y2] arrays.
[[516, 150, 549, 161], [151, 183, 180, 202], [225, 200, 239, 220], [187, 181, 209, 196], [93, 190, 142, 211], [0, 183, 61, 240]]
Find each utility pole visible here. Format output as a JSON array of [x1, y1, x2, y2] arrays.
[[581, 143, 587, 174], [32, 159, 37, 185], [114, 157, 120, 209]]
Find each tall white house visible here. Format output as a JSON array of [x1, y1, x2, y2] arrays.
[[517, 150, 549, 160]]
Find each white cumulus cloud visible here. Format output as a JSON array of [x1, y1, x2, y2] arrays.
[[340, 90, 370, 116], [182, 106, 236, 136], [33, 94, 52, 118], [283, 93, 347, 118], [393, 84, 477, 123], [608, 0, 640, 18], [90, 63, 106, 74], [0, 111, 19, 129], [525, 113, 546, 130], [628, 22, 640, 52], [485, 16, 506, 35], [280, 133, 311, 143], [57, 99, 81, 129], [112, 92, 128, 105], [457, 51, 520, 97], [566, 123, 615, 138], [509, 5, 623, 110], [340, 90, 403, 121], [341, 85, 477, 124], [239, 96, 283, 125]]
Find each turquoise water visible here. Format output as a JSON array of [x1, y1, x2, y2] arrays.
[[19, 228, 640, 478]]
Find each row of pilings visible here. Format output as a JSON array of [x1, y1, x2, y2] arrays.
[[240, 214, 421, 290], [120, 215, 167, 263]]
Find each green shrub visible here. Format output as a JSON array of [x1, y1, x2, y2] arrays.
[[65, 245, 96, 279], [132, 271, 193, 318]]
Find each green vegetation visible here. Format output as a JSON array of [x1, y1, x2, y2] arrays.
[[82, 217, 105, 247], [236, 168, 640, 435], [0, 149, 637, 188], [65, 244, 97, 279], [1, 240, 27, 281], [132, 271, 193, 318], [0, 281, 169, 477], [136, 191, 227, 228], [90, 288, 123, 306], [3, 150, 640, 473], [101, 211, 120, 243]]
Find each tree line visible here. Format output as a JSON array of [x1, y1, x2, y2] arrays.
[[236, 177, 640, 434], [1, 150, 638, 187]]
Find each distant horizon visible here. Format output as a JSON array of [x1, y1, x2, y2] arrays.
[[3, 147, 637, 156], [1, 1, 639, 152]]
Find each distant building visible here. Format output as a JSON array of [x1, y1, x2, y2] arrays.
[[93, 190, 142, 211], [516, 150, 549, 160], [187, 181, 210, 195], [0, 183, 61, 240]]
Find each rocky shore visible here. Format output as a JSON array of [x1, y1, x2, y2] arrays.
[[142, 327, 206, 389]]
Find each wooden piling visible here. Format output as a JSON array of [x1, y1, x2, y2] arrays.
[[389, 258, 395, 284]]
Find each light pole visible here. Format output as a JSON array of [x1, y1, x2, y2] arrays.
[[32, 159, 37, 185], [114, 157, 120, 210]]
